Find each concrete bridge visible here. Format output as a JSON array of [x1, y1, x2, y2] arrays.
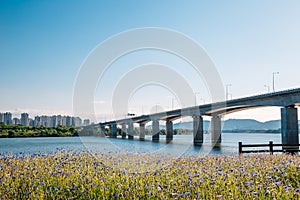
[[98, 88, 300, 151]]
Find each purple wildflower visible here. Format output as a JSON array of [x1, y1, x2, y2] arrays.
[[244, 181, 254, 187], [274, 181, 281, 185], [284, 186, 290, 190]]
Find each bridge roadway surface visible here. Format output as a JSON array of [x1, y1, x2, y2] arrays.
[[97, 88, 300, 150]]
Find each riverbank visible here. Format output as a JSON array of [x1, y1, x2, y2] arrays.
[[0, 124, 86, 138], [0, 150, 299, 199]]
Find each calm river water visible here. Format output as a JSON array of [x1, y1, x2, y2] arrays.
[[1, 133, 294, 156]]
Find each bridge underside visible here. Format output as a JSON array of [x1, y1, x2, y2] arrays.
[[98, 88, 300, 152]]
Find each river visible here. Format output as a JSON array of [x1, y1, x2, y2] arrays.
[[1, 133, 295, 156]]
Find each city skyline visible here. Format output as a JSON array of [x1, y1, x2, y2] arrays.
[[0, 112, 89, 127], [1, 1, 300, 122]]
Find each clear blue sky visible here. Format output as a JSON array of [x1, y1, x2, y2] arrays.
[[1, 1, 300, 121]]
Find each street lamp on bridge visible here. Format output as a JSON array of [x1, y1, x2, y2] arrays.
[[226, 84, 232, 101], [194, 92, 200, 106], [272, 72, 279, 92], [171, 98, 176, 110], [200, 97, 206, 104], [155, 103, 159, 113], [264, 84, 270, 93]]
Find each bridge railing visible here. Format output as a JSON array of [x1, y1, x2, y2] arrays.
[[238, 141, 300, 155], [223, 87, 300, 105]]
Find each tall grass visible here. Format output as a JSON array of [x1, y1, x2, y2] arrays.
[[0, 150, 299, 199]]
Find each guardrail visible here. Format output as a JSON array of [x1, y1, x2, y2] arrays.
[[238, 141, 300, 155]]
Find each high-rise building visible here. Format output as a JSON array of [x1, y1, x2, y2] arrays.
[[72, 117, 82, 127], [83, 119, 90, 126], [21, 113, 29, 126], [4, 112, 12, 125], [29, 119, 34, 126], [50, 115, 57, 127], [61, 116, 67, 126], [12, 118, 20, 125], [41, 116, 51, 127], [66, 116, 72, 126], [34, 116, 41, 126], [57, 115, 62, 126], [0, 113, 4, 123]]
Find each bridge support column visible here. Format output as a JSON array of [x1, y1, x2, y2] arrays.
[[211, 115, 222, 144], [139, 123, 145, 140], [193, 115, 203, 145], [152, 120, 159, 142], [100, 125, 106, 137], [121, 124, 127, 139], [166, 120, 173, 143], [107, 125, 111, 137], [128, 122, 134, 139], [281, 107, 299, 153], [110, 124, 117, 138]]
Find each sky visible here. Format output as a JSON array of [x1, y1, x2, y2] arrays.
[[0, 1, 300, 122]]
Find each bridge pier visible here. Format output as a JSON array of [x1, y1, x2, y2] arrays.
[[110, 124, 117, 138], [128, 122, 134, 139], [139, 123, 146, 140], [193, 115, 203, 145], [211, 115, 222, 144], [152, 120, 159, 142], [121, 124, 127, 139], [281, 107, 299, 153], [166, 119, 173, 143], [100, 125, 106, 137]]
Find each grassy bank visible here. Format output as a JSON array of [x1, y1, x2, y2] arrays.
[[0, 124, 80, 138], [0, 150, 299, 199], [0, 124, 103, 138]]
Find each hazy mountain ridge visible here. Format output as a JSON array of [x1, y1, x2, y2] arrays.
[[146, 119, 300, 131], [170, 119, 296, 131]]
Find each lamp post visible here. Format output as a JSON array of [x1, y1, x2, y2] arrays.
[[155, 103, 159, 113], [141, 106, 144, 114], [264, 85, 270, 93], [194, 92, 200, 106], [200, 97, 206, 104], [272, 72, 279, 92], [171, 98, 175, 110], [226, 84, 232, 101]]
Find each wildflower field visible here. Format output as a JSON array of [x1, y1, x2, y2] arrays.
[[0, 150, 299, 199]]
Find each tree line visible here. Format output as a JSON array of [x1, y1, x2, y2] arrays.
[[0, 123, 80, 138], [0, 123, 195, 138]]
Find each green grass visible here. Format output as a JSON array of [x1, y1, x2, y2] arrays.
[[0, 150, 299, 199]]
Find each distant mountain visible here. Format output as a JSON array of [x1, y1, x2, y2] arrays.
[[263, 120, 281, 130], [173, 119, 273, 131], [173, 121, 210, 130], [145, 119, 299, 131], [222, 119, 264, 130], [173, 119, 291, 131]]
